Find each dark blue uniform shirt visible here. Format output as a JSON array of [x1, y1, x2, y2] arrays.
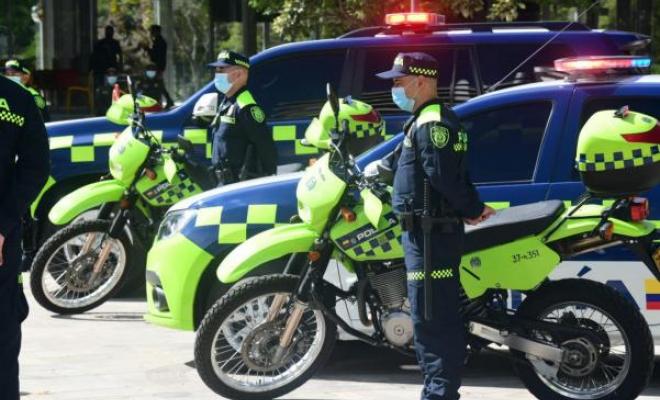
[[211, 86, 277, 181], [0, 76, 50, 236], [392, 99, 483, 219]]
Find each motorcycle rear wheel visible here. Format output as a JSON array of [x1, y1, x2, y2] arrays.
[[513, 279, 653, 400]]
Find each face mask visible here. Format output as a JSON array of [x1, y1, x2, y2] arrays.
[[146, 70, 157, 79], [214, 73, 232, 94], [391, 79, 418, 112], [7, 76, 22, 85], [106, 75, 118, 85]]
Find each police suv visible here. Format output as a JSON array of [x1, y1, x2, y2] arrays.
[[32, 14, 647, 267], [144, 55, 660, 348]]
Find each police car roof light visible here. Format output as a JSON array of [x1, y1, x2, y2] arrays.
[[385, 13, 445, 26], [554, 56, 652, 74]]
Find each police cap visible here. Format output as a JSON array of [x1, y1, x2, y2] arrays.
[[208, 50, 250, 69], [4, 59, 31, 75], [376, 52, 438, 79]]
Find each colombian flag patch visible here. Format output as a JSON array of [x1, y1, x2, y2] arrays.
[[645, 279, 660, 310]]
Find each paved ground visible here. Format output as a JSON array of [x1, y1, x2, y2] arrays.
[[19, 288, 660, 400]]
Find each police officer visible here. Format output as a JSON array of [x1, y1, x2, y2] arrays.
[[207, 50, 277, 184], [0, 75, 50, 399], [376, 53, 494, 400], [4, 60, 50, 122]]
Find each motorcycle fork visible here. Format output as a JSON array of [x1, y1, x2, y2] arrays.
[[276, 240, 333, 352]]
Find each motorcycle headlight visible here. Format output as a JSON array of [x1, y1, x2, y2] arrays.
[[156, 209, 197, 241]]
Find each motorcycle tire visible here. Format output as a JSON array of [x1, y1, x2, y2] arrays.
[[195, 274, 337, 400], [513, 278, 654, 400], [30, 219, 137, 315]]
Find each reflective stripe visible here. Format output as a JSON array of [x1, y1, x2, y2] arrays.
[[195, 206, 223, 227], [192, 204, 281, 244], [183, 128, 207, 144], [415, 104, 442, 127], [220, 116, 235, 124], [236, 91, 256, 108], [407, 268, 454, 281], [49, 135, 74, 150], [246, 204, 277, 224], [273, 125, 296, 141], [576, 145, 660, 172]]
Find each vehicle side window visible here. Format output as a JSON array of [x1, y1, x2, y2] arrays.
[[249, 51, 347, 121], [461, 102, 552, 183], [478, 44, 575, 91], [358, 47, 478, 114], [580, 97, 660, 127]]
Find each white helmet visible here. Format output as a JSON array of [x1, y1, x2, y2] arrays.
[[193, 93, 218, 118]]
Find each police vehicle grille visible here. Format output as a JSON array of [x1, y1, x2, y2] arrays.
[[367, 265, 407, 309]]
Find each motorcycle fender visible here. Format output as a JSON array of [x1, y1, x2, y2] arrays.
[[544, 204, 656, 242], [217, 223, 320, 284], [49, 180, 126, 226]]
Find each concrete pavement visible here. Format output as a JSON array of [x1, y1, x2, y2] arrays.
[[19, 287, 660, 400]]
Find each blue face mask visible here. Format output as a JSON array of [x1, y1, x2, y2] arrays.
[[391, 80, 417, 112], [7, 76, 22, 85], [214, 73, 231, 94], [145, 70, 157, 79]]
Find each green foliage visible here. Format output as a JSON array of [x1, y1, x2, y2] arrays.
[[97, 0, 155, 72], [0, 0, 37, 59], [247, 0, 551, 39]]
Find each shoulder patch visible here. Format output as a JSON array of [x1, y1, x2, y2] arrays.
[[33, 94, 46, 109], [250, 106, 265, 123], [430, 125, 449, 149]]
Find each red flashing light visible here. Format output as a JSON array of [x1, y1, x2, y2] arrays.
[[554, 56, 652, 73], [385, 13, 444, 26], [630, 197, 650, 222]]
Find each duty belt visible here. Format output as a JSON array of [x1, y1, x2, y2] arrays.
[[400, 211, 460, 233]]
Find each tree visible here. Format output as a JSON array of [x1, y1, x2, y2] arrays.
[[248, 0, 535, 41], [0, 0, 37, 59]]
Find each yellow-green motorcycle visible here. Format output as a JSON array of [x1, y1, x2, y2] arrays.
[[194, 87, 659, 400], [30, 78, 214, 314]]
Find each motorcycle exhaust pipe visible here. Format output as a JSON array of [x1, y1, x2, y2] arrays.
[[468, 321, 564, 364]]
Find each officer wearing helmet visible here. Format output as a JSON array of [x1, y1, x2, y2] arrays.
[[376, 52, 495, 400], [207, 50, 277, 184], [4, 60, 50, 122]]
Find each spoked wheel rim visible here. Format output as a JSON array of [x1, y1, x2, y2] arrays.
[[41, 231, 126, 309], [210, 291, 326, 393], [532, 302, 631, 399]]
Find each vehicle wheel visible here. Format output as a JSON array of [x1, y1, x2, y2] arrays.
[[513, 279, 654, 400], [30, 219, 137, 314], [195, 274, 337, 400]]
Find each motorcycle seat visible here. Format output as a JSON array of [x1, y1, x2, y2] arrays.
[[464, 200, 565, 253]]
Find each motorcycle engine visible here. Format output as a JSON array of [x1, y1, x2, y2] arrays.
[[367, 263, 414, 348]]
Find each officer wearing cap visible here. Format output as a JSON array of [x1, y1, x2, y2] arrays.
[[376, 52, 494, 400], [0, 75, 50, 399], [4, 60, 50, 122], [207, 50, 277, 184]]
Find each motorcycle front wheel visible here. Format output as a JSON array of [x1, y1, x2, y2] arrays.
[[513, 279, 654, 400], [194, 274, 337, 400], [30, 219, 136, 314]]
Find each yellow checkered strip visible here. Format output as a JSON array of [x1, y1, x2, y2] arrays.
[[194, 204, 281, 244], [0, 110, 25, 127], [408, 66, 437, 76], [407, 268, 454, 281], [576, 145, 660, 172]]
